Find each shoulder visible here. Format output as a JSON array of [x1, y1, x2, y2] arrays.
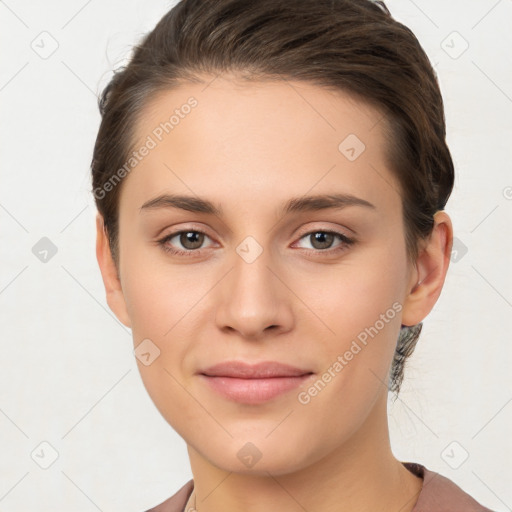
[[142, 479, 194, 512], [404, 462, 496, 512]]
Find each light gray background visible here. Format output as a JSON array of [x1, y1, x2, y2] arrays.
[[1, 0, 511, 510]]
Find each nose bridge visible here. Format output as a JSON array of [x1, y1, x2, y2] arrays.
[[215, 237, 292, 337]]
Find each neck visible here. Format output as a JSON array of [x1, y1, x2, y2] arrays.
[[185, 390, 423, 512]]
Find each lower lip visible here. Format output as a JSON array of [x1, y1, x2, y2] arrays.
[[200, 374, 314, 404]]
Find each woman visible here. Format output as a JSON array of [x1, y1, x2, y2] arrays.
[[92, 0, 495, 510]]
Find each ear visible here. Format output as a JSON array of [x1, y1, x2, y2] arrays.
[[401, 211, 453, 327], [95, 212, 132, 328]]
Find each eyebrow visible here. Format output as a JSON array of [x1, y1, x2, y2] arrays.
[[139, 193, 376, 216]]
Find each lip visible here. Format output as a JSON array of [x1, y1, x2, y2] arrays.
[[200, 360, 312, 378], [198, 360, 314, 404]]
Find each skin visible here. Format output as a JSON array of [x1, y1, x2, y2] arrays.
[[96, 74, 453, 512]]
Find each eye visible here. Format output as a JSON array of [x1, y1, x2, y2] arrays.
[[294, 230, 355, 253], [157, 228, 355, 257], [157, 229, 214, 256]]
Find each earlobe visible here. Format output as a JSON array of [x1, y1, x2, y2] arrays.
[[95, 213, 132, 328], [401, 211, 453, 327]]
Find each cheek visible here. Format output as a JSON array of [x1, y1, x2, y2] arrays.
[[123, 265, 199, 431], [297, 244, 405, 338], [120, 249, 208, 394], [121, 246, 189, 340], [293, 243, 405, 391], [123, 273, 170, 341]]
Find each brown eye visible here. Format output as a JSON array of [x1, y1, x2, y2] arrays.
[[294, 230, 355, 254], [179, 231, 205, 250], [309, 232, 335, 250], [158, 229, 214, 256]]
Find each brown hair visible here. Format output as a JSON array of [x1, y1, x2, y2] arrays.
[[91, 0, 454, 395]]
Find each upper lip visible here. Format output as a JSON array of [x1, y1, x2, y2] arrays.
[[200, 360, 313, 378]]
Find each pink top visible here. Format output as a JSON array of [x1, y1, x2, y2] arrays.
[[143, 462, 495, 511]]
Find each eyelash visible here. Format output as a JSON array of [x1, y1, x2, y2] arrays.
[[157, 228, 355, 257]]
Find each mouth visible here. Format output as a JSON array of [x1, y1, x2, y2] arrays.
[[198, 360, 314, 404]]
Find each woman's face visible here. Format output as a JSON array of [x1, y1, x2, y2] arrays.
[[102, 75, 423, 474]]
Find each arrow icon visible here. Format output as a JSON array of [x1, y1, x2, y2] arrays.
[[134, 339, 161, 365], [31, 441, 59, 469]]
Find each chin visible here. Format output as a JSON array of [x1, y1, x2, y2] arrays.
[[191, 433, 323, 476]]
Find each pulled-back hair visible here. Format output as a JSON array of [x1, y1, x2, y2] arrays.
[[91, 0, 454, 395]]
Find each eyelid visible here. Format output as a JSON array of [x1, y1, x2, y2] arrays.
[[157, 223, 214, 240], [292, 222, 355, 242]]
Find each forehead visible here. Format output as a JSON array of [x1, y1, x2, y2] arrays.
[[122, 75, 400, 216], [136, 74, 388, 149]]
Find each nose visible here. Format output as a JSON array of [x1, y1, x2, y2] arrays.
[[214, 245, 294, 340]]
